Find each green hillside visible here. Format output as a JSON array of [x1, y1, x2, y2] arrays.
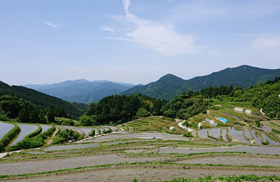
[[122, 65, 280, 100], [0, 81, 83, 122]]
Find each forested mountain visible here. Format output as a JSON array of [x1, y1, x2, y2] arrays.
[[122, 65, 280, 100], [0, 81, 83, 122], [83, 76, 280, 126], [25, 80, 134, 104], [83, 94, 167, 125]]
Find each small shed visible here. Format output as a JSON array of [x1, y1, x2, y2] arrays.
[[245, 110, 252, 114], [234, 107, 243, 112]]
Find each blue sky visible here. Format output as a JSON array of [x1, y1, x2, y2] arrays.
[[1, 0, 280, 85]]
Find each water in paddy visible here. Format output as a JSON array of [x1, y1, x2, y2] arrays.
[[78, 128, 92, 135], [44, 143, 99, 151], [0, 121, 14, 139], [60, 126, 110, 135], [244, 127, 252, 140], [262, 133, 279, 145], [198, 129, 208, 138], [192, 131, 197, 137], [108, 126, 117, 131], [11, 124, 38, 146], [40, 125, 51, 133], [252, 130, 262, 144], [221, 129, 228, 141], [228, 127, 248, 143], [208, 128, 220, 138]]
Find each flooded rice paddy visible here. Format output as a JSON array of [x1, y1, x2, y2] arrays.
[[197, 129, 208, 138], [0, 121, 14, 139], [263, 133, 279, 145], [208, 128, 221, 138], [44, 143, 100, 151], [228, 126, 248, 143], [252, 130, 262, 144], [40, 125, 51, 133], [244, 127, 252, 140], [10, 124, 39, 146]]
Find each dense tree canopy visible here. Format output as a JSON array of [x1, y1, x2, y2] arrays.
[[84, 94, 166, 125], [1, 75, 280, 126]]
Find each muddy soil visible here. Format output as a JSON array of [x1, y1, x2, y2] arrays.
[[159, 146, 280, 155], [5, 168, 280, 182], [178, 156, 280, 166], [0, 154, 163, 175], [44, 143, 100, 151], [85, 132, 189, 143]]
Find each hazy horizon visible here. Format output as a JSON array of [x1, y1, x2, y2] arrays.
[[1, 0, 280, 85]]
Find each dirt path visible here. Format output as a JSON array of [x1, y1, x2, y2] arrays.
[[0, 154, 163, 175], [5, 167, 280, 182], [47, 128, 58, 145]]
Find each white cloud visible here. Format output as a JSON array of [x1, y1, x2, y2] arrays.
[[99, 26, 117, 33], [109, 0, 199, 56], [252, 35, 280, 50], [44, 21, 65, 28], [122, 0, 130, 14]]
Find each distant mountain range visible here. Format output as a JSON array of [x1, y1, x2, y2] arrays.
[[122, 65, 280, 100], [24, 80, 134, 104], [22, 65, 280, 104]]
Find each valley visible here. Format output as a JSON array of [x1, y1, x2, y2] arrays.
[[1, 67, 280, 181]]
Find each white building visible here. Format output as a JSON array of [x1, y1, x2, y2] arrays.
[[234, 107, 243, 112], [245, 109, 252, 114]]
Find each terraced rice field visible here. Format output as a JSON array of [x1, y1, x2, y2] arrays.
[[1, 132, 280, 182], [1, 114, 280, 182], [0, 121, 14, 139], [10, 124, 39, 146]]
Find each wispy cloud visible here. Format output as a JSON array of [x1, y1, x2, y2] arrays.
[[252, 34, 280, 50], [108, 0, 199, 56], [99, 26, 117, 33], [44, 21, 65, 28]]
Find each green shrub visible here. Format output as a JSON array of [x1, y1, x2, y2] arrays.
[[79, 115, 95, 126], [135, 108, 150, 118], [55, 117, 76, 126], [103, 128, 112, 134], [7, 126, 55, 151], [0, 124, 21, 152], [272, 129, 280, 135], [9, 136, 44, 150], [62, 120, 74, 126], [183, 132, 193, 137], [40, 126, 55, 140], [53, 129, 84, 144], [25, 125, 42, 139], [89, 129, 95, 137], [262, 140, 270, 145]]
